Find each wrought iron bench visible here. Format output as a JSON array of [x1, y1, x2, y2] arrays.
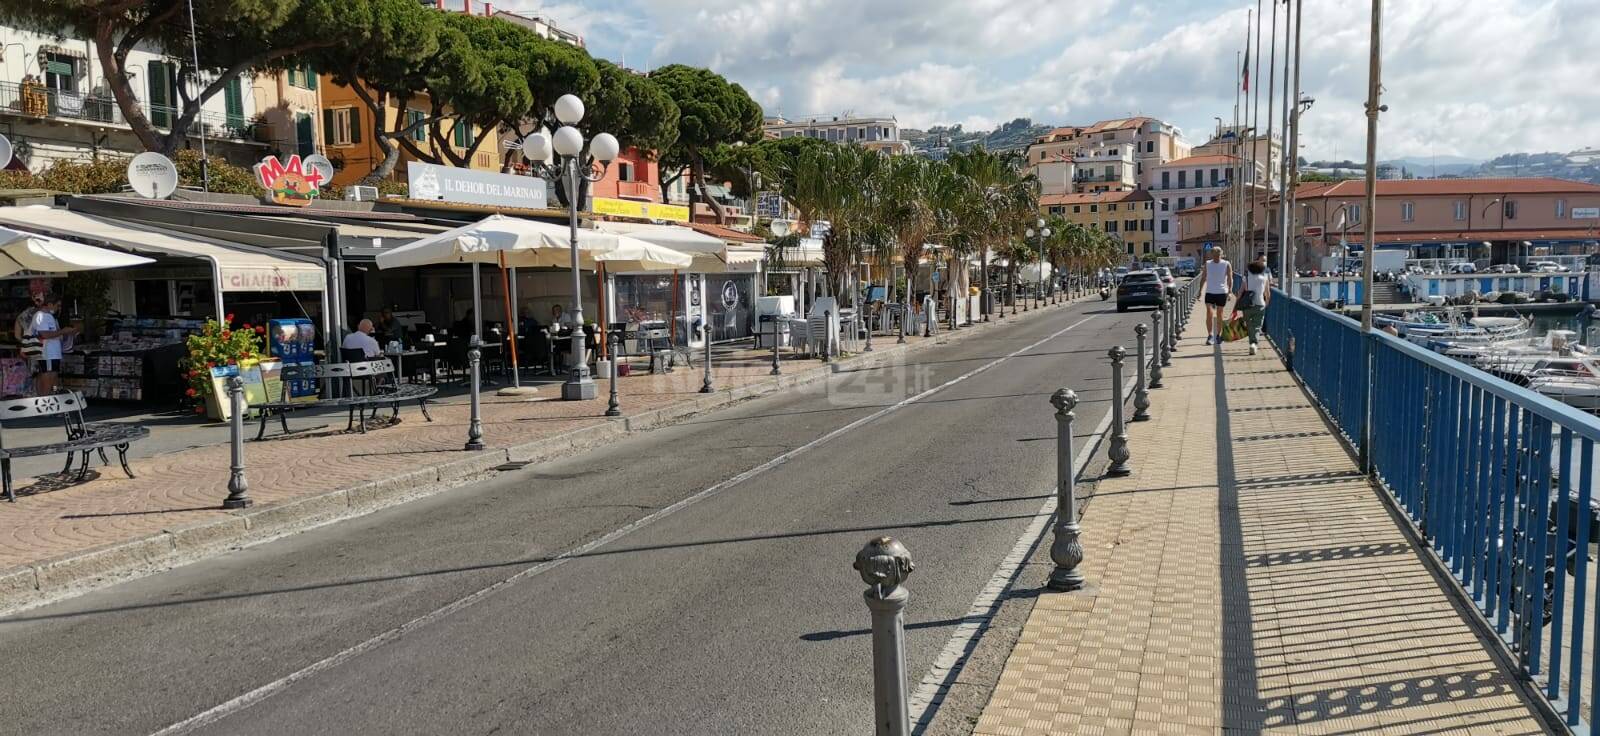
[[252, 360, 437, 440], [0, 391, 150, 502]]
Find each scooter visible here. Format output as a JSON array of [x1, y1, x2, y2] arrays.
[[1099, 286, 1110, 301]]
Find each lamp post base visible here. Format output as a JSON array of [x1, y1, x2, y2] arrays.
[[561, 377, 598, 401], [496, 386, 541, 399]]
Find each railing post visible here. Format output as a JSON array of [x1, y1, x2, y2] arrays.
[[1048, 389, 1086, 591], [1148, 311, 1164, 389], [1166, 295, 1179, 357], [1106, 345, 1131, 476], [222, 375, 251, 509], [1360, 331, 1374, 473], [854, 537, 914, 736], [1133, 324, 1151, 421]]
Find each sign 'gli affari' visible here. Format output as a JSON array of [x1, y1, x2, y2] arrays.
[[253, 154, 325, 207]]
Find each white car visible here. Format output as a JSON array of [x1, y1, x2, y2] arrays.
[[1528, 261, 1568, 273]]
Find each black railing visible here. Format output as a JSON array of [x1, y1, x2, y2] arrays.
[[0, 81, 257, 141]]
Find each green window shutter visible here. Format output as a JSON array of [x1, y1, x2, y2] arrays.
[[322, 109, 335, 145], [348, 108, 361, 144], [409, 111, 425, 142], [224, 78, 244, 127], [452, 121, 466, 148], [287, 66, 298, 88], [148, 60, 169, 127], [305, 65, 317, 91]]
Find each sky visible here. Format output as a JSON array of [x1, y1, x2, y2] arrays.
[[504, 0, 1600, 163]]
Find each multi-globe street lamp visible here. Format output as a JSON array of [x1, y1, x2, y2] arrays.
[[521, 94, 621, 401], [1025, 219, 1052, 313]]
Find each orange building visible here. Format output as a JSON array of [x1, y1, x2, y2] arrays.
[[317, 77, 502, 187]]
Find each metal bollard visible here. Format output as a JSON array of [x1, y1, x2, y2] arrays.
[[1167, 295, 1179, 357], [898, 303, 908, 344], [222, 375, 252, 509], [1106, 345, 1132, 477], [465, 335, 485, 451], [770, 317, 782, 376], [1148, 311, 1164, 389], [1133, 324, 1151, 422], [700, 322, 714, 394], [824, 309, 835, 360], [606, 332, 623, 417], [1048, 389, 1085, 591], [854, 537, 914, 736]]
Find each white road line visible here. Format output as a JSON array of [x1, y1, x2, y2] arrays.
[[149, 313, 1101, 736], [908, 374, 1133, 733]]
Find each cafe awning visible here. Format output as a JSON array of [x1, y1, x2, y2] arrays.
[[0, 206, 327, 292]]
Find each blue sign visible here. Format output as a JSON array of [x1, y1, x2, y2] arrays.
[[1203, 242, 1214, 251]]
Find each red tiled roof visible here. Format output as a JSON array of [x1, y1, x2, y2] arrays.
[[1343, 229, 1600, 245], [687, 222, 765, 243], [1301, 177, 1600, 197], [1040, 189, 1155, 206]]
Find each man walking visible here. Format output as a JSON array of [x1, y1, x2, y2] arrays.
[[1202, 247, 1233, 345]]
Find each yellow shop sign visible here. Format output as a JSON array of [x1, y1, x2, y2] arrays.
[[591, 197, 690, 222]]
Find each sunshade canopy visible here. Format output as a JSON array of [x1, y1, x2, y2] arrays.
[[594, 221, 726, 255], [0, 225, 154, 276], [374, 214, 688, 272]]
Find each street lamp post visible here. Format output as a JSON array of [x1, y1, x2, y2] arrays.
[[1025, 219, 1052, 315], [520, 94, 621, 402]]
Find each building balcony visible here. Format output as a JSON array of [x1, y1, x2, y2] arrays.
[[0, 81, 260, 143], [615, 180, 656, 200]]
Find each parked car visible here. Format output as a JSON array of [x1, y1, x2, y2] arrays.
[[1113, 266, 1130, 283], [1155, 266, 1177, 295], [1116, 270, 1165, 312], [1447, 262, 1478, 274], [1528, 261, 1569, 273], [1485, 264, 1521, 273]]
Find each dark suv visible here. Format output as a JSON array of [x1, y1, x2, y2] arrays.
[[1116, 270, 1165, 312]]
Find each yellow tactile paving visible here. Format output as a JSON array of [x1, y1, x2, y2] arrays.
[[972, 302, 1555, 735]]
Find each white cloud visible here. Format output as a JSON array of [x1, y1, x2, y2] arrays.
[[531, 0, 1600, 160]]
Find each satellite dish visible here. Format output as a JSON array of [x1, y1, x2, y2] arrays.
[[302, 154, 335, 187], [0, 134, 12, 169], [127, 152, 178, 199]]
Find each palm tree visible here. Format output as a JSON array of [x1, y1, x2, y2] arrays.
[[947, 147, 1018, 321]]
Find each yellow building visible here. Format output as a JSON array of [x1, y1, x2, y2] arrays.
[[1040, 189, 1157, 261], [318, 76, 503, 187]]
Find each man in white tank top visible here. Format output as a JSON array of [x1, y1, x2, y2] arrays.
[[1201, 248, 1233, 345]]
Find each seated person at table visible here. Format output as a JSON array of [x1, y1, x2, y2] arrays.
[[342, 319, 381, 358], [551, 304, 577, 332], [453, 309, 475, 338], [376, 307, 401, 343], [517, 307, 542, 338]]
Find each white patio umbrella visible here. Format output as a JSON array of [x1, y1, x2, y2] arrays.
[[373, 214, 616, 270], [0, 225, 155, 275]]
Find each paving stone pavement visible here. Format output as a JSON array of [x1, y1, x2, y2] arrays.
[[972, 303, 1557, 735]]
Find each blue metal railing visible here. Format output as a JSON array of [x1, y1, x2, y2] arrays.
[[1264, 289, 1600, 729]]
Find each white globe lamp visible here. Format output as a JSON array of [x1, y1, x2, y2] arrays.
[[552, 126, 584, 157], [589, 132, 620, 163], [554, 94, 585, 125], [521, 132, 552, 164]]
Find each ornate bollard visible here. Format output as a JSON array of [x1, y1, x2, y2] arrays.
[[855, 537, 914, 736], [606, 331, 623, 417], [465, 335, 485, 451], [769, 316, 782, 376], [1148, 311, 1165, 389], [1106, 345, 1132, 477], [1166, 295, 1179, 358], [222, 375, 252, 509], [1048, 389, 1085, 591], [700, 321, 714, 394], [1133, 324, 1151, 422]]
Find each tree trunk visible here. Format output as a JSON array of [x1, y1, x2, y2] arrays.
[[93, 19, 162, 152], [689, 152, 727, 225]]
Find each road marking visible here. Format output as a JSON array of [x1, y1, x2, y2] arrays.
[[149, 312, 1099, 736], [908, 374, 1133, 733]]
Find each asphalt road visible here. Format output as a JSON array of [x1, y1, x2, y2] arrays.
[[0, 298, 1150, 736]]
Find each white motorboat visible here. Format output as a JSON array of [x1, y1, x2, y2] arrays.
[[1529, 366, 1600, 412]]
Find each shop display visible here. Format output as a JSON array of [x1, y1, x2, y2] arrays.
[[61, 317, 205, 402], [269, 318, 318, 402]]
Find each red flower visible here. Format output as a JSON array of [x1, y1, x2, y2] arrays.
[[241, 323, 251, 331], [221, 331, 231, 340], [185, 387, 197, 397], [254, 326, 266, 335], [225, 313, 235, 323], [193, 406, 204, 414], [186, 370, 198, 378], [206, 361, 216, 369]]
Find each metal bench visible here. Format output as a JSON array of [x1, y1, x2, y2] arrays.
[[0, 391, 150, 502], [253, 360, 437, 440]]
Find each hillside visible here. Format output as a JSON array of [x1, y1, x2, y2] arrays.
[[905, 118, 1055, 156]]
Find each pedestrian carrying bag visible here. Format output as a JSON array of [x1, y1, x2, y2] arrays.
[[1221, 313, 1248, 342]]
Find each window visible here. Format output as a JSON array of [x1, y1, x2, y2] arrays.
[[288, 63, 317, 90], [1089, 204, 1098, 213], [223, 78, 245, 129], [1072, 205, 1081, 214], [1210, 195, 1217, 202], [1040, 151, 1047, 162], [1109, 148, 1119, 156], [1048, 206, 1064, 215], [1177, 171, 1187, 188], [1453, 200, 1467, 221], [1107, 221, 1119, 233], [1195, 169, 1204, 186], [294, 112, 315, 157], [1177, 197, 1186, 210], [1558, 199, 1568, 218], [321, 107, 362, 146], [1161, 171, 1170, 189], [44, 53, 78, 93], [147, 60, 177, 127], [1504, 200, 1518, 220], [618, 161, 635, 182], [1103, 165, 1113, 178], [1401, 201, 1414, 222], [1109, 203, 1118, 212], [1346, 203, 1362, 224], [1125, 219, 1137, 232], [405, 109, 426, 142], [1160, 219, 1170, 234], [1146, 141, 1154, 153], [857, 127, 866, 140], [1160, 198, 1169, 211], [1210, 168, 1220, 186], [452, 120, 474, 148]]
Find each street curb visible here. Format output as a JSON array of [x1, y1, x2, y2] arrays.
[[0, 295, 1096, 616]]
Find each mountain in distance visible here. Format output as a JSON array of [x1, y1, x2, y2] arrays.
[[1382, 156, 1484, 178], [904, 118, 1055, 156]]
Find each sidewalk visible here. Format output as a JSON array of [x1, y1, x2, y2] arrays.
[[971, 304, 1556, 734], [0, 296, 1083, 612]]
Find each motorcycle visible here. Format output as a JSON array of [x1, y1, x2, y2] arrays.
[[1099, 286, 1110, 301]]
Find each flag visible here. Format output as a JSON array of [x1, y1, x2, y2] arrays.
[[1241, 48, 1251, 92]]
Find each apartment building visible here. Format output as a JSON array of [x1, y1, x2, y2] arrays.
[[1026, 117, 1189, 196], [1174, 177, 1600, 268], [1040, 189, 1157, 261], [763, 115, 912, 155], [0, 24, 299, 172], [1191, 126, 1280, 190]]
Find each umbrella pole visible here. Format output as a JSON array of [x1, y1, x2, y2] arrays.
[[498, 252, 521, 388], [671, 270, 679, 344]]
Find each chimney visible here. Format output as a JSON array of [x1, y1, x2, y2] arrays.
[[485, 2, 492, 15]]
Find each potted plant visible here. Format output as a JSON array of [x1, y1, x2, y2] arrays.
[[180, 315, 266, 418]]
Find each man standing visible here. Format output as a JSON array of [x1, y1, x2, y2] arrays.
[[30, 293, 76, 395], [1202, 247, 1233, 346], [342, 318, 381, 358]]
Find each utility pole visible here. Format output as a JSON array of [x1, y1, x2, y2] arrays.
[[1361, 0, 1382, 334], [1285, 0, 1305, 289], [1249, 0, 1263, 262], [1264, 0, 1279, 273]]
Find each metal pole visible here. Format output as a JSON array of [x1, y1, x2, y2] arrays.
[[1047, 389, 1085, 591], [562, 157, 596, 401], [606, 332, 622, 417], [824, 309, 834, 361], [1106, 345, 1131, 476], [1360, 0, 1383, 472], [1148, 311, 1165, 389], [1162, 299, 1175, 365], [700, 321, 713, 393], [465, 335, 484, 451], [183, 0, 210, 192], [770, 317, 781, 375], [1133, 324, 1151, 421], [508, 265, 521, 388], [222, 376, 251, 509], [854, 537, 914, 736], [1286, 0, 1305, 290]]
